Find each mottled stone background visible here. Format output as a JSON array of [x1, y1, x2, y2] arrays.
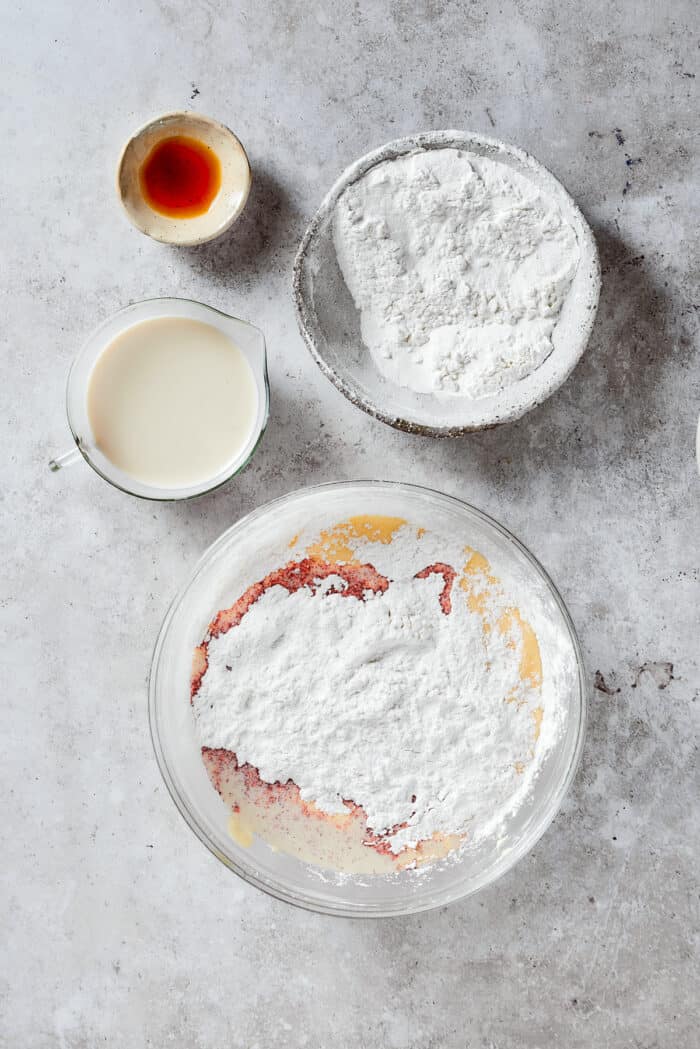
[[2, 0, 698, 1046]]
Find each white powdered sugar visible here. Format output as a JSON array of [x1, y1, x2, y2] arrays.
[[192, 524, 566, 855], [333, 148, 580, 398]]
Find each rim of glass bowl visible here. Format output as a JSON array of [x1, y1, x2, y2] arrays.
[[65, 297, 270, 502], [148, 480, 587, 917]]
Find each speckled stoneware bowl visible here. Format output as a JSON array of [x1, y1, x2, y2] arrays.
[[117, 112, 251, 246], [293, 131, 601, 436]]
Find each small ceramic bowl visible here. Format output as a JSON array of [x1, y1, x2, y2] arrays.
[[117, 112, 251, 246]]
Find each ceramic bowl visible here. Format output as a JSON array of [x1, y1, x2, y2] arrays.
[[293, 131, 601, 436], [117, 112, 251, 246]]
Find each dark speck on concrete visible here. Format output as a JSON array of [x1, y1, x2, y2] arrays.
[[626, 156, 643, 166], [190, 83, 200, 99], [588, 130, 604, 139], [614, 128, 626, 145], [623, 180, 632, 195], [632, 661, 675, 689], [617, 254, 645, 270], [595, 671, 620, 695], [485, 106, 495, 127]]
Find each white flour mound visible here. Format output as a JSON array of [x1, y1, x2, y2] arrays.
[[333, 148, 580, 399], [193, 562, 563, 854]]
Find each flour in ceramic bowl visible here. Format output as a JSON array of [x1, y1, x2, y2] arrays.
[[191, 520, 566, 859], [333, 148, 580, 399]]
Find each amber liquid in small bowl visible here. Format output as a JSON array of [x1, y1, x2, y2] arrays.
[[139, 135, 222, 218]]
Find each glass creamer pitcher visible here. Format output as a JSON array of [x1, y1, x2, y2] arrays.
[[49, 298, 269, 501]]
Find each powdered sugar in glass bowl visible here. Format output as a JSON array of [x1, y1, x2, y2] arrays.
[[149, 481, 586, 917]]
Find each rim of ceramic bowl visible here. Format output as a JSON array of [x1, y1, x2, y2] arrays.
[[293, 130, 602, 437], [148, 479, 588, 917], [66, 297, 269, 502], [116, 112, 252, 246]]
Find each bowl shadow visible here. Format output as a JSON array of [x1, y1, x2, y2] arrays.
[[175, 168, 300, 287], [429, 224, 678, 483]]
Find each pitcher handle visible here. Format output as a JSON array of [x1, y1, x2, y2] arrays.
[[48, 447, 83, 472]]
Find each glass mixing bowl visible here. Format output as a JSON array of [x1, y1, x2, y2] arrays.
[[149, 481, 586, 916]]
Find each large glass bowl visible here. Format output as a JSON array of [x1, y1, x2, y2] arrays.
[[149, 482, 586, 917]]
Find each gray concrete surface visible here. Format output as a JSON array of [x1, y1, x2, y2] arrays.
[[2, 1, 698, 1046]]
